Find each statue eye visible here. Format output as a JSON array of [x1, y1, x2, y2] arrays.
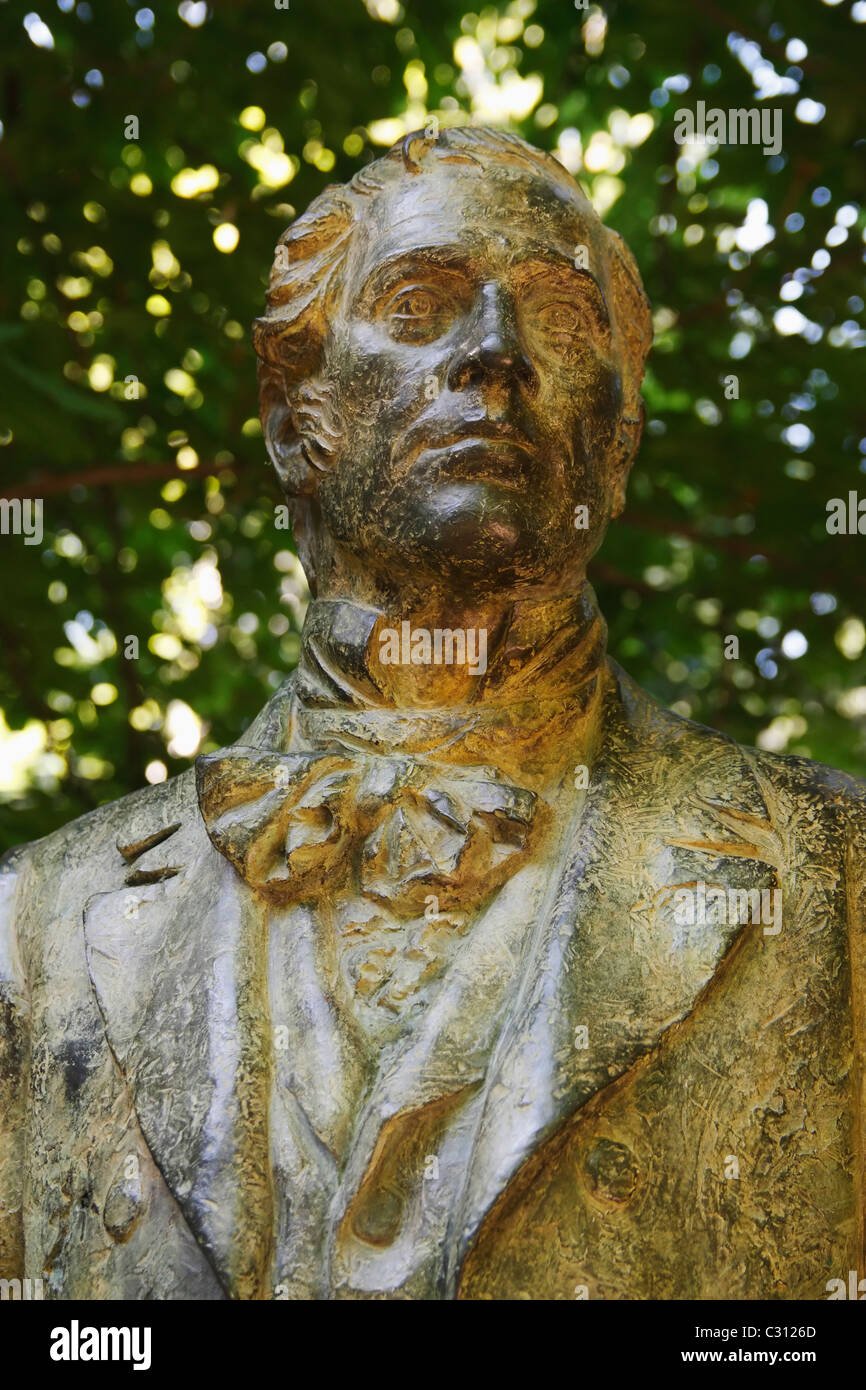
[[392, 288, 437, 319], [526, 286, 611, 357], [385, 285, 451, 341], [535, 301, 582, 337]]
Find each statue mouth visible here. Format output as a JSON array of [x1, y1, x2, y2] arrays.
[[416, 433, 536, 489]]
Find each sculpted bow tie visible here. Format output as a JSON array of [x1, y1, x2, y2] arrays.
[[196, 746, 539, 919]]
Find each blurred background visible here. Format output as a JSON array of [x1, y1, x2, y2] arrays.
[[0, 0, 864, 851]]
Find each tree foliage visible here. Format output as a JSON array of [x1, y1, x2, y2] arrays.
[[1, 0, 864, 851]]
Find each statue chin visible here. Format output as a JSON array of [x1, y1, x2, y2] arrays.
[[362, 482, 581, 592]]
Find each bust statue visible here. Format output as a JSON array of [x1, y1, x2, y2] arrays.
[[1, 126, 864, 1302]]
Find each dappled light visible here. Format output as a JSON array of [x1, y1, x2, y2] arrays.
[[0, 0, 863, 849]]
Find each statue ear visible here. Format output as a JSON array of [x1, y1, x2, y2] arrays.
[[605, 229, 653, 414], [258, 361, 319, 502], [258, 361, 325, 595], [605, 229, 652, 518], [610, 400, 645, 518]]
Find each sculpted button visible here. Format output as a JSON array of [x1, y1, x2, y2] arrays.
[[350, 1187, 403, 1247], [103, 1164, 145, 1243], [583, 1138, 638, 1203]]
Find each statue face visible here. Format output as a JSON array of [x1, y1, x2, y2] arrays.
[[316, 159, 627, 600]]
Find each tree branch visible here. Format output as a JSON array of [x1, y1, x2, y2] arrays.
[[0, 458, 255, 500]]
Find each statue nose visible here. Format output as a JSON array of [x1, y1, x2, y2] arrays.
[[446, 282, 538, 392]]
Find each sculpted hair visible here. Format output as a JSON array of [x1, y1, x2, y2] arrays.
[[253, 125, 653, 576]]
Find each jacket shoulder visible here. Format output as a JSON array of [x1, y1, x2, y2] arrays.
[[2, 768, 198, 877], [0, 770, 200, 969], [745, 745, 866, 816], [608, 658, 866, 832]]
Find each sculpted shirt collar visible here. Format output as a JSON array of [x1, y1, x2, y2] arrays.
[[289, 584, 610, 787]]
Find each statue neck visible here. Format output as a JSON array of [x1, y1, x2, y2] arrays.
[[295, 582, 604, 707], [291, 583, 608, 787]]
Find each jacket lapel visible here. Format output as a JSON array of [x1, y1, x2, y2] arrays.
[[82, 784, 274, 1299], [451, 667, 782, 1281]]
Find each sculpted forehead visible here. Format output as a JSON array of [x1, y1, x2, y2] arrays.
[[343, 159, 609, 293]]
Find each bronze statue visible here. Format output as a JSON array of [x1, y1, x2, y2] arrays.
[[1, 127, 864, 1301]]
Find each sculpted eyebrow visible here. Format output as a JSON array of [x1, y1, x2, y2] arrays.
[[517, 257, 611, 320], [359, 248, 470, 300]]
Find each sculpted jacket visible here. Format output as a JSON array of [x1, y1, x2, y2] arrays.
[[1, 590, 865, 1300]]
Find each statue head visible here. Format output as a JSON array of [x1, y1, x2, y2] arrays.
[[254, 126, 652, 605]]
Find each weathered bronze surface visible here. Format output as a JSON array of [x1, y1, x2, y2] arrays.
[[1, 127, 864, 1300]]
